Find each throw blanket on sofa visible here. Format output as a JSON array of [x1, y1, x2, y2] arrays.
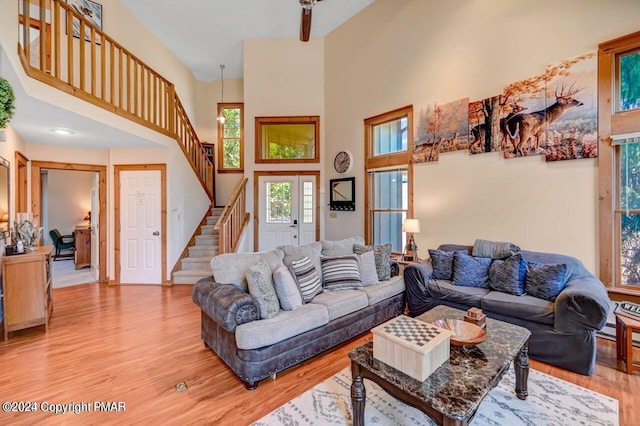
[[472, 239, 520, 259]]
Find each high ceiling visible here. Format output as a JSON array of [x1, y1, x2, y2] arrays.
[[119, 0, 375, 81]]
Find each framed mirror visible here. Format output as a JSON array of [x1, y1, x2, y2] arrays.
[[329, 177, 355, 211], [0, 155, 9, 240], [255, 116, 320, 163]]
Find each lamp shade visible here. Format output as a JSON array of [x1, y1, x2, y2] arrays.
[[0, 213, 7, 222], [403, 218, 421, 233]]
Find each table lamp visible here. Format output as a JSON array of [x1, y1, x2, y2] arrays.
[[402, 218, 420, 261]]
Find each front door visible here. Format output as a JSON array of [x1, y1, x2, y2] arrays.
[[119, 170, 162, 284], [258, 175, 316, 251]]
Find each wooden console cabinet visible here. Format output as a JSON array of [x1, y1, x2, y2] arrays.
[[74, 226, 91, 270], [2, 245, 54, 340]]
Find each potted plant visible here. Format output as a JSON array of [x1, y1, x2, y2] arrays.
[[0, 77, 16, 141]]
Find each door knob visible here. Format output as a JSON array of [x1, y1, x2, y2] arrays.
[[153, 231, 160, 236]]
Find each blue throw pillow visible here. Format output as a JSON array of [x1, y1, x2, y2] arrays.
[[525, 262, 567, 301], [429, 249, 469, 280], [452, 252, 492, 288], [488, 254, 528, 296]]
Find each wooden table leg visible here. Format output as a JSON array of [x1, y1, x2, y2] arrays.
[[351, 361, 366, 426], [616, 316, 623, 361], [514, 342, 530, 400]]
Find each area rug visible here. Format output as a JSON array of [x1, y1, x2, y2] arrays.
[[253, 367, 618, 426], [597, 300, 640, 347]]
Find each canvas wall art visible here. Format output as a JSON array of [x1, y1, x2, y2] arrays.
[[544, 52, 597, 161], [414, 98, 469, 163], [468, 95, 503, 155], [66, 0, 102, 41]]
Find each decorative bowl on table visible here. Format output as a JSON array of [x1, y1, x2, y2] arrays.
[[432, 319, 487, 347]]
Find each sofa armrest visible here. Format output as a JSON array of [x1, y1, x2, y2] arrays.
[[192, 276, 260, 333], [554, 275, 610, 333], [404, 261, 434, 315]]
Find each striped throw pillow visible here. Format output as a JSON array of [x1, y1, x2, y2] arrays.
[[290, 256, 322, 303], [321, 254, 362, 290]]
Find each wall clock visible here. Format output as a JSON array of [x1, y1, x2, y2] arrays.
[[333, 150, 353, 174]]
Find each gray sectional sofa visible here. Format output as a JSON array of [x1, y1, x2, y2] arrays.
[[192, 237, 405, 389], [404, 243, 610, 375]]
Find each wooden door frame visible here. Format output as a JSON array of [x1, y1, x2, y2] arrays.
[[253, 170, 321, 252], [114, 164, 167, 285], [30, 160, 107, 283], [15, 151, 28, 213]]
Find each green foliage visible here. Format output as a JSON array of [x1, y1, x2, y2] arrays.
[[268, 142, 304, 159], [0, 77, 16, 129], [223, 139, 240, 169], [267, 182, 291, 222], [620, 51, 640, 111], [619, 143, 640, 285], [221, 107, 241, 168]]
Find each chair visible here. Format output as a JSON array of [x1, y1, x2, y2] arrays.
[[49, 229, 75, 260]]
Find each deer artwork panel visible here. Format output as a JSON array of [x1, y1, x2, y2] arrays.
[[544, 52, 597, 162], [413, 98, 469, 164]]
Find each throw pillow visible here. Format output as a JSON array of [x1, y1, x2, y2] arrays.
[[353, 243, 392, 281], [321, 254, 363, 290], [452, 252, 492, 288], [428, 249, 469, 280], [290, 256, 323, 303], [280, 242, 323, 284], [525, 262, 567, 302], [272, 264, 303, 311], [246, 260, 280, 319], [357, 250, 380, 286], [472, 238, 520, 259], [488, 253, 528, 296]]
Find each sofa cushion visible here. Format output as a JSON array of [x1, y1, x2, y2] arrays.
[[309, 290, 369, 321], [525, 262, 567, 302], [427, 279, 490, 308], [353, 243, 392, 281], [246, 260, 280, 319], [321, 254, 362, 290], [488, 253, 527, 296], [272, 264, 303, 311], [280, 241, 323, 283], [357, 251, 379, 286], [472, 238, 520, 259], [481, 291, 555, 325], [290, 256, 323, 303], [211, 248, 284, 292], [235, 303, 329, 350], [452, 252, 491, 288], [361, 275, 405, 305], [321, 236, 364, 256]]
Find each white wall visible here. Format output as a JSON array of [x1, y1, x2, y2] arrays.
[[45, 169, 93, 244], [324, 0, 640, 274], [242, 38, 325, 251]]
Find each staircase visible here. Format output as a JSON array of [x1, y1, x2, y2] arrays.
[[172, 207, 223, 284]]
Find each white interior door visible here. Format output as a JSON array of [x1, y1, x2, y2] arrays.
[[258, 175, 316, 251], [120, 170, 162, 284], [90, 173, 99, 281]]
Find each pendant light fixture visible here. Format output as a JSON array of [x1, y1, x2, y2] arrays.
[[217, 64, 226, 125]]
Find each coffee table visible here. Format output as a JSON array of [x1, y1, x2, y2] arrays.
[[350, 305, 531, 426]]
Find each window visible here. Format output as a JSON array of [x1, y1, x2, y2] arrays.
[[599, 31, 640, 292], [255, 116, 320, 163], [364, 106, 413, 253], [217, 103, 244, 172]]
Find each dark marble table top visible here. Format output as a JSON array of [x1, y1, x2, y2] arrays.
[[350, 305, 531, 421]]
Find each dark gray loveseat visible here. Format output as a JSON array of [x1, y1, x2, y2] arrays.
[[404, 244, 610, 375]]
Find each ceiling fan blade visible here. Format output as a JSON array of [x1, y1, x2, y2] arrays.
[[300, 8, 312, 42]]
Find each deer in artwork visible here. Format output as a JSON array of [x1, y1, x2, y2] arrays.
[[441, 130, 459, 152], [505, 83, 584, 157]]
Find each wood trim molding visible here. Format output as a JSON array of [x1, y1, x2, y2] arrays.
[[217, 102, 244, 172], [15, 151, 29, 213], [254, 116, 320, 164], [114, 164, 167, 285], [253, 170, 321, 252], [30, 160, 107, 283]]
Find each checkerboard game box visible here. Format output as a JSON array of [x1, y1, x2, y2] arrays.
[[372, 315, 452, 381]]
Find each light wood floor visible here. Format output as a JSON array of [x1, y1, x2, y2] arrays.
[[0, 284, 638, 425]]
